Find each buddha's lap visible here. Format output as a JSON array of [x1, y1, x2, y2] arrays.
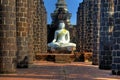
[[48, 42, 76, 47]]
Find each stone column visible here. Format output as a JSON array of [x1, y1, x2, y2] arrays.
[[92, 0, 101, 65], [112, 0, 120, 75], [0, 0, 17, 73], [16, 0, 29, 68], [99, 0, 114, 69], [28, 0, 34, 64]]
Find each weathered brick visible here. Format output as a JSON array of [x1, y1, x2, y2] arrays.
[[16, 0, 29, 68], [112, 0, 120, 75], [33, 0, 47, 55], [0, 0, 17, 73], [99, 0, 114, 70]]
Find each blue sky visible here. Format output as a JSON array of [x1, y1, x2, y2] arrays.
[[44, 0, 83, 25]]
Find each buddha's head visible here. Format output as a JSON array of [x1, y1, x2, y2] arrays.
[[58, 21, 65, 29]]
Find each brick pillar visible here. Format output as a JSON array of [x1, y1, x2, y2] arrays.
[[86, 0, 94, 52], [112, 0, 120, 75], [0, 0, 17, 73], [40, 0, 47, 53], [83, 0, 88, 52], [76, 3, 84, 53], [33, 0, 42, 55], [33, 0, 38, 56], [28, 0, 34, 64], [99, 0, 114, 69], [84, 0, 89, 52], [37, 0, 41, 54], [33, 0, 47, 55], [92, 0, 101, 65], [16, 0, 29, 68]]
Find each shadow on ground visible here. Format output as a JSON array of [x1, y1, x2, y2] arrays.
[[0, 62, 120, 80]]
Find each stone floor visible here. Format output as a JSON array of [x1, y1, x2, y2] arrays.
[[0, 61, 120, 80]]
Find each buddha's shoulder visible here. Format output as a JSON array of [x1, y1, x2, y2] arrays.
[[55, 29, 69, 33]]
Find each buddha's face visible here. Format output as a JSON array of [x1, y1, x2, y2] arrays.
[[59, 22, 65, 29]]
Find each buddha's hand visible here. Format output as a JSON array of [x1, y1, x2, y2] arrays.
[[52, 39, 56, 43]]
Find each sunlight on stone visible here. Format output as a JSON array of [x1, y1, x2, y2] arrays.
[[95, 78, 119, 80]]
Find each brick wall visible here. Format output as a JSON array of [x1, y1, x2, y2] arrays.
[[0, 0, 17, 73]]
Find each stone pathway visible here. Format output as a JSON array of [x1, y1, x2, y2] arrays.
[[0, 62, 120, 80]]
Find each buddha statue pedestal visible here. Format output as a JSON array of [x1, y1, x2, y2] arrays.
[[48, 46, 76, 53], [55, 54, 75, 63], [47, 46, 75, 63]]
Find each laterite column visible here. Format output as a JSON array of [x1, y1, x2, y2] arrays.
[[83, 0, 88, 52], [16, 0, 29, 68], [112, 0, 120, 75], [76, 3, 84, 53], [86, 0, 94, 52], [28, 0, 34, 65], [92, 0, 101, 65], [40, 0, 47, 53], [33, 0, 39, 55], [99, 0, 114, 69], [0, 0, 17, 73]]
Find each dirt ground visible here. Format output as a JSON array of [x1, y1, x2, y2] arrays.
[[0, 62, 120, 80]]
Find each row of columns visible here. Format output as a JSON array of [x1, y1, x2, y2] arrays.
[[0, 0, 47, 73], [77, 0, 120, 75]]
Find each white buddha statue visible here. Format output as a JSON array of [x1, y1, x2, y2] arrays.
[[48, 22, 76, 51]]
